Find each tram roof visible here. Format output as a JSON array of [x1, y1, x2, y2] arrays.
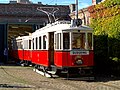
[[32, 20, 92, 35], [15, 35, 31, 40]]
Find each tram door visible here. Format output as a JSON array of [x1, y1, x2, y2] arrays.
[[49, 32, 54, 65]]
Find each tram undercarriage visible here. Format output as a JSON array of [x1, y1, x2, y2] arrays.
[[33, 64, 94, 79]]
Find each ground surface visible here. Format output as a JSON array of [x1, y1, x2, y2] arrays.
[[0, 65, 120, 90]]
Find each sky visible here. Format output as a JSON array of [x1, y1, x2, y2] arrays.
[[0, 0, 92, 9]]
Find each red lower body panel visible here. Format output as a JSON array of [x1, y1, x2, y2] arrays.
[[11, 50, 32, 62], [54, 50, 94, 68], [32, 50, 49, 67]]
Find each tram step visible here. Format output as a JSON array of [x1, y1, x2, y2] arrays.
[[51, 74, 59, 78], [47, 71, 56, 74], [33, 69, 51, 78], [61, 71, 68, 73], [50, 65, 57, 72]]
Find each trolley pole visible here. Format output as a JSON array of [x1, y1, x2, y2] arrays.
[[75, 0, 78, 20]]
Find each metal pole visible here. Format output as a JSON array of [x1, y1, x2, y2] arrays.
[[75, 0, 78, 20]]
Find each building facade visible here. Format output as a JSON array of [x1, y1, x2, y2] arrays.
[[70, 0, 106, 26], [69, 4, 90, 26], [17, 0, 31, 4], [92, 0, 105, 5]]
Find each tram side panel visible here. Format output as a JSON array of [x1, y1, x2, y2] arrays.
[[17, 49, 24, 60], [54, 50, 94, 68], [32, 50, 49, 67], [23, 50, 32, 61], [11, 36, 32, 63], [12, 49, 25, 61]]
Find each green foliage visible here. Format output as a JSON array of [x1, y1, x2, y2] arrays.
[[90, 0, 120, 73], [112, 57, 120, 62], [94, 0, 120, 10], [91, 14, 120, 39], [88, 0, 120, 19], [103, 0, 120, 7]]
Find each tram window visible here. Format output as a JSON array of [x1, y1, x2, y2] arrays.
[[33, 38, 34, 50], [17, 41, 22, 49], [63, 33, 70, 49], [36, 37, 38, 50], [60, 33, 61, 49], [43, 35, 46, 49], [56, 33, 59, 49], [20, 42, 22, 49], [39, 36, 41, 49], [24, 40, 28, 49], [87, 33, 92, 50], [55, 33, 61, 49], [17, 42, 21, 49], [29, 40, 31, 49], [72, 33, 85, 49], [55, 34, 57, 49]]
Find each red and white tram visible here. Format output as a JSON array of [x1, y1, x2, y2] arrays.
[[11, 20, 94, 77], [11, 35, 32, 66]]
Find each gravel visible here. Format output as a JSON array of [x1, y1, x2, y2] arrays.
[[0, 65, 120, 90]]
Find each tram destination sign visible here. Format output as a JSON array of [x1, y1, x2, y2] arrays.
[[70, 50, 89, 55]]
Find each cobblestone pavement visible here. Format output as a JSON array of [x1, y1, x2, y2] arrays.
[[0, 65, 120, 90]]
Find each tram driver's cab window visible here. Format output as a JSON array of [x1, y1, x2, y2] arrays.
[[72, 33, 85, 49], [87, 33, 92, 50], [55, 33, 61, 49], [63, 33, 70, 49], [55, 32, 70, 50]]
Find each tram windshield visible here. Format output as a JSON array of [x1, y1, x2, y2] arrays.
[[72, 33, 85, 49], [55, 31, 93, 50], [72, 32, 93, 50]]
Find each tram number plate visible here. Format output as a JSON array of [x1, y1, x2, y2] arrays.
[[70, 50, 89, 55]]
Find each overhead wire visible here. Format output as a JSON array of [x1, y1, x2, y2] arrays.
[[48, 0, 55, 4]]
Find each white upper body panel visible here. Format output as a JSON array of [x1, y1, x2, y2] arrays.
[[32, 21, 92, 37]]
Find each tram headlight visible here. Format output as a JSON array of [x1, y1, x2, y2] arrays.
[[75, 59, 83, 65]]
